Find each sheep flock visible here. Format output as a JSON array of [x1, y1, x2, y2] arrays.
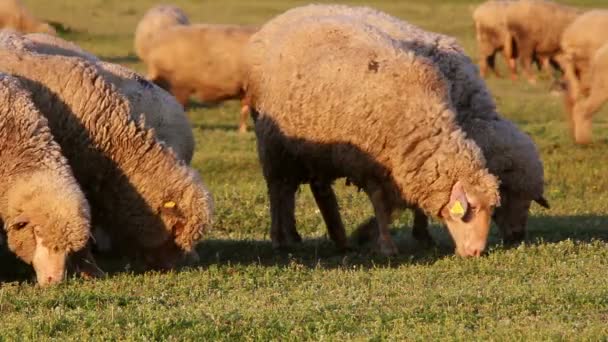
[[0, 0, 604, 297]]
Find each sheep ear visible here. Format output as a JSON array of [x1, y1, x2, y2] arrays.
[[534, 196, 550, 209], [447, 181, 468, 220], [160, 201, 182, 217]]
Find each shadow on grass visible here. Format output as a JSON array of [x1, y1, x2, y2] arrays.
[[1, 214, 606, 284], [98, 54, 140, 64]]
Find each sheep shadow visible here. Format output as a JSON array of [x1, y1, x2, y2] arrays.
[[99, 54, 140, 64]]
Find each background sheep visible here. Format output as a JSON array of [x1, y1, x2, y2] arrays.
[[566, 42, 608, 144], [134, 4, 190, 65], [0, 0, 55, 34], [264, 4, 547, 246], [245, 9, 501, 257], [0, 73, 90, 286], [473, 0, 517, 80], [144, 23, 257, 133], [16, 33, 195, 163], [559, 10, 608, 144], [0, 38, 213, 270], [506, 0, 582, 83]]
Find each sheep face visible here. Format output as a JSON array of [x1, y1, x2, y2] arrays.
[[440, 181, 493, 257], [5, 215, 68, 286]]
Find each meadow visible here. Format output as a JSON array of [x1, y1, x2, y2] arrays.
[[0, 0, 607, 339]]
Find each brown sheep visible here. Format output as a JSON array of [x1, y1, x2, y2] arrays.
[[144, 24, 257, 133], [0, 73, 90, 286], [134, 4, 190, 64], [506, 0, 582, 83], [473, 0, 518, 80], [0, 37, 213, 271], [245, 8, 501, 257], [559, 10, 608, 142], [0, 0, 55, 34], [567, 42, 608, 144]]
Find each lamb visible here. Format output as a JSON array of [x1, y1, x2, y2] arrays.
[[0, 73, 90, 286], [134, 4, 190, 64], [506, 0, 582, 83], [0, 36, 213, 270], [252, 4, 548, 246], [0, 0, 55, 34], [144, 23, 257, 133], [559, 10, 608, 143], [473, 0, 517, 80], [244, 8, 502, 257], [13, 33, 195, 162]]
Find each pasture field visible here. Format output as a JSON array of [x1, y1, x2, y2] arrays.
[[0, 0, 607, 339]]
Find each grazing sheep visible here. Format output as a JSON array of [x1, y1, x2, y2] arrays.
[[559, 10, 608, 143], [473, 0, 517, 80], [566, 42, 608, 144], [0, 39, 213, 270], [14, 33, 195, 163], [506, 0, 582, 83], [245, 9, 501, 257], [255, 4, 547, 246], [0, 0, 55, 34], [134, 4, 190, 64], [0, 73, 90, 286], [144, 24, 257, 133]]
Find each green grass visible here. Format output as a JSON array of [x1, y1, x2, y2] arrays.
[[1, 0, 607, 339]]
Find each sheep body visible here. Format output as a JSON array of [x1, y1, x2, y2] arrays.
[[134, 4, 189, 64], [255, 4, 546, 244], [245, 8, 501, 256], [0, 73, 90, 285], [506, 0, 581, 83], [473, 0, 517, 79], [0, 35, 213, 270], [145, 23, 257, 132], [16, 33, 195, 162], [0, 0, 55, 34]]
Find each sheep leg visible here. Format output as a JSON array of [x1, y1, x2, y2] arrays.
[[268, 179, 300, 249], [518, 42, 536, 84], [487, 53, 502, 78], [238, 103, 249, 133], [309, 181, 348, 251], [367, 186, 398, 256], [411, 208, 435, 247], [171, 86, 192, 107], [572, 90, 608, 144]]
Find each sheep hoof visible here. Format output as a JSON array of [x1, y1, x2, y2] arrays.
[[378, 238, 399, 257], [238, 125, 247, 134]]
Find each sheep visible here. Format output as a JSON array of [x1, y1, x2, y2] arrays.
[[244, 9, 502, 257], [0, 37, 213, 270], [144, 23, 257, 133], [506, 0, 582, 83], [134, 4, 190, 64], [0, 73, 91, 286], [253, 4, 547, 246], [566, 42, 608, 144], [0, 0, 55, 34], [559, 10, 608, 143], [473, 0, 517, 80], [13, 33, 195, 163]]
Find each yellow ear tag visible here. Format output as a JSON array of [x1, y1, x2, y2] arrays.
[[450, 201, 465, 216], [163, 201, 176, 208]]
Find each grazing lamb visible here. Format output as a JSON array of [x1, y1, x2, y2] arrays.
[[13, 33, 195, 162], [559, 10, 608, 143], [244, 9, 501, 257], [144, 23, 257, 133], [0, 39, 213, 270], [506, 0, 582, 83], [0, 0, 55, 34], [257, 4, 548, 246], [0, 73, 90, 286], [473, 0, 517, 80], [134, 4, 190, 64]]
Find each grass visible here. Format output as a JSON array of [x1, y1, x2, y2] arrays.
[[1, 0, 607, 339]]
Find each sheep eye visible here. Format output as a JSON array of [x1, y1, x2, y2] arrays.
[[12, 222, 28, 230]]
